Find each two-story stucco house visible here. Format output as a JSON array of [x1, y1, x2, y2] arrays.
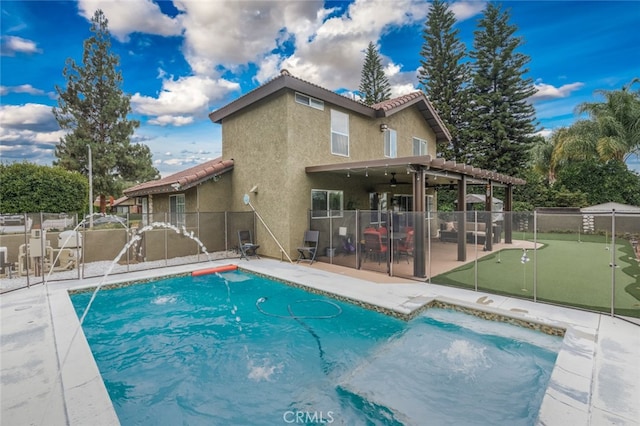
[[125, 70, 523, 278]]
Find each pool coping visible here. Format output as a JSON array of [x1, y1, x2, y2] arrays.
[[1, 258, 638, 425]]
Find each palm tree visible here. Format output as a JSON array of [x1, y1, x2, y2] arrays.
[[574, 78, 640, 162], [531, 134, 559, 184]]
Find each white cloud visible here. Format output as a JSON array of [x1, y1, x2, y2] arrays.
[[130, 75, 240, 122], [390, 83, 418, 97], [386, 64, 421, 97], [254, 54, 283, 85], [385, 61, 403, 77], [273, 0, 429, 90], [1, 35, 41, 56], [175, 1, 323, 75], [0, 84, 47, 96], [76, 1, 433, 127], [163, 158, 187, 166], [148, 115, 194, 127], [77, 0, 182, 42], [0, 109, 65, 163], [0, 103, 58, 132], [449, 1, 487, 21], [158, 0, 429, 91], [535, 128, 553, 139], [531, 81, 584, 101]]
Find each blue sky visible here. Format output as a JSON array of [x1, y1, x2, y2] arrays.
[[1, 0, 639, 177]]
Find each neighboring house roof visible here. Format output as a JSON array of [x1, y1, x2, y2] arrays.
[[581, 202, 640, 213], [112, 196, 134, 207], [124, 158, 234, 197], [209, 70, 452, 144], [457, 194, 504, 206]]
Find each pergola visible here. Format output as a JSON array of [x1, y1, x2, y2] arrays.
[[306, 155, 526, 278]]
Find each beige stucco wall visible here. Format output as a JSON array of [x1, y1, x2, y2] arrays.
[[219, 89, 442, 260], [149, 173, 232, 217], [222, 92, 292, 258]]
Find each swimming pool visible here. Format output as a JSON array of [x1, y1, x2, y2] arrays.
[[71, 270, 563, 425]]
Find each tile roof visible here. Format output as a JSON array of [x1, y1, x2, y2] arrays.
[[111, 196, 131, 206], [124, 157, 234, 197], [372, 92, 423, 111], [372, 91, 452, 142]]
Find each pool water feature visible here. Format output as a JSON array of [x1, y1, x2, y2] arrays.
[[71, 270, 563, 425]]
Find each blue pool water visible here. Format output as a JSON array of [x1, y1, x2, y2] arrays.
[[71, 271, 562, 425]]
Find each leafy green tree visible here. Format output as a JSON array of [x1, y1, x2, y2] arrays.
[[467, 3, 538, 177], [53, 9, 158, 212], [555, 159, 640, 206], [418, 0, 471, 161], [513, 167, 589, 209], [0, 162, 88, 213], [513, 168, 555, 209], [358, 41, 391, 105]]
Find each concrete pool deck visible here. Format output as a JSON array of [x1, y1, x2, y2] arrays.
[[1, 258, 638, 425]]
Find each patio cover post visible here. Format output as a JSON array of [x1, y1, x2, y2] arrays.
[[485, 181, 493, 252], [457, 175, 467, 261], [412, 166, 426, 278], [504, 184, 513, 244]]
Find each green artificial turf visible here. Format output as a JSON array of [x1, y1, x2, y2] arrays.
[[433, 234, 640, 318]]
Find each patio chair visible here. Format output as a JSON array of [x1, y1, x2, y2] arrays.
[[363, 231, 388, 265], [296, 230, 319, 264], [238, 230, 260, 260], [396, 228, 414, 264]]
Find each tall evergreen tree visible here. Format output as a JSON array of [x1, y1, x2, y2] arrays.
[[359, 42, 391, 105], [418, 0, 471, 161], [53, 9, 158, 212], [468, 3, 537, 177]]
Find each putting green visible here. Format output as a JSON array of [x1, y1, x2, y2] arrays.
[[433, 237, 640, 318]]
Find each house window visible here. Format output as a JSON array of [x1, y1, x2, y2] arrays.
[[295, 92, 324, 110], [384, 129, 397, 158], [413, 137, 428, 156], [170, 194, 185, 228], [331, 110, 349, 156], [311, 189, 343, 218]]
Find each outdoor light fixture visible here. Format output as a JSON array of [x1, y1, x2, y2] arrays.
[[380, 123, 388, 132], [365, 168, 368, 177], [347, 169, 350, 178]]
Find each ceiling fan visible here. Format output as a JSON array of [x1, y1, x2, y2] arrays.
[[388, 172, 410, 187]]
